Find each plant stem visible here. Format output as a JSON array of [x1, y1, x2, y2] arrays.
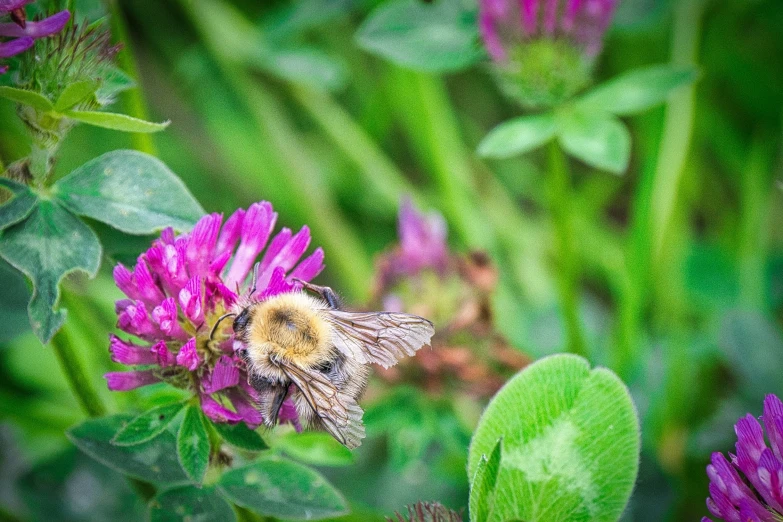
[[49, 327, 107, 418], [546, 140, 586, 357], [104, 0, 157, 155], [649, 0, 706, 269]]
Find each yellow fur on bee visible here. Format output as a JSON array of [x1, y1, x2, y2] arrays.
[[246, 292, 333, 368]]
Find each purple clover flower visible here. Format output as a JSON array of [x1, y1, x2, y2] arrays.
[[105, 202, 325, 431], [0, 3, 69, 72], [704, 394, 783, 522], [478, 0, 618, 108], [376, 198, 449, 292]]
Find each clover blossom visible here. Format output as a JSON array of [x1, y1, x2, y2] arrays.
[[105, 202, 325, 431], [372, 199, 527, 399], [0, 1, 69, 73], [479, 0, 618, 108], [703, 394, 783, 522]]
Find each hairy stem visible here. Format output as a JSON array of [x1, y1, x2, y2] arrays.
[[49, 327, 107, 418], [546, 140, 586, 357]]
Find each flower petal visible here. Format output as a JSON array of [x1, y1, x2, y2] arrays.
[[764, 394, 783, 461], [200, 394, 242, 423], [0, 36, 32, 58], [109, 335, 156, 365], [105, 370, 159, 391], [151, 297, 189, 340], [179, 276, 205, 326], [226, 388, 263, 429], [176, 337, 200, 371], [288, 247, 325, 282], [186, 213, 222, 278], [225, 201, 277, 289], [150, 340, 176, 367], [202, 355, 239, 393], [0, 10, 70, 38], [214, 208, 244, 259]]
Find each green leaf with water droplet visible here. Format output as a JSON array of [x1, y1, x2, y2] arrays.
[[177, 404, 210, 485], [112, 402, 186, 446], [468, 354, 640, 522], [219, 457, 348, 520], [149, 485, 236, 522], [53, 150, 204, 234]]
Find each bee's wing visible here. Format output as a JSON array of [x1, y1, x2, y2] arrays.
[[324, 310, 435, 368], [280, 362, 365, 449]]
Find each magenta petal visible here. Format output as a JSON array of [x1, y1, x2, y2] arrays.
[[288, 247, 324, 282], [109, 335, 156, 365], [179, 276, 205, 326], [202, 355, 239, 393], [113, 263, 139, 300], [0, 65, 8, 74], [215, 208, 244, 259], [226, 388, 263, 429], [735, 415, 767, 475], [259, 266, 295, 299], [256, 226, 311, 291], [117, 301, 161, 340], [764, 394, 783, 461], [200, 394, 242, 423], [258, 228, 292, 274], [278, 398, 302, 432], [150, 340, 176, 367], [0, 10, 70, 38], [186, 213, 222, 278], [0, 36, 32, 58], [105, 370, 159, 391], [134, 258, 166, 307], [176, 337, 200, 371], [757, 448, 783, 512], [151, 297, 189, 340], [225, 202, 277, 289], [0, 0, 33, 12]]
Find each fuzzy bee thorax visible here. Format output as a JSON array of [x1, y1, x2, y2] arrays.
[[243, 292, 333, 368]]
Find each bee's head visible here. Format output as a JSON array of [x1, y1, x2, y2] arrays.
[[232, 308, 252, 338]]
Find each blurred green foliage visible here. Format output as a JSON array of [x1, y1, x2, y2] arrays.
[[1, 0, 783, 520]]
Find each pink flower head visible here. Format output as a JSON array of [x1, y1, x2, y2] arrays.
[[105, 202, 323, 431], [704, 394, 783, 521], [376, 198, 450, 289], [478, 0, 617, 62]]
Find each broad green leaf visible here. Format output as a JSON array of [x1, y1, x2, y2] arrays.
[[64, 110, 170, 133], [250, 47, 348, 92], [54, 80, 99, 112], [112, 402, 186, 446], [469, 439, 502, 522], [177, 404, 210, 485], [356, 0, 483, 73], [277, 431, 354, 467], [67, 414, 190, 485], [0, 177, 37, 230], [18, 447, 145, 522], [577, 65, 697, 116], [214, 422, 268, 452], [557, 111, 631, 174], [0, 86, 54, 111], [219, 457, 349, 520], [467, 354, 640, 522], [719, 309, 783, 402], [0, 258, 31, 342], [53, 150, 204, 234], [477, 113, 557, 158], [149, 486, 236, 522], [0, 200, 100, 343]]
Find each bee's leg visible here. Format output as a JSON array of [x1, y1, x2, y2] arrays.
[[249, 373, 288, 426], [248, 262, 261, 297], [293, 279, 342, 309]]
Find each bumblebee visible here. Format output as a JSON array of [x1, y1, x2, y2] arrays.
[[225, 278, 434, 449]]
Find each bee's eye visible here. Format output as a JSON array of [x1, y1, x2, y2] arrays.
[[233, 309, 251, 333]]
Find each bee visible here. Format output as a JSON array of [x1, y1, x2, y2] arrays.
[[215, 273, 434, 449]]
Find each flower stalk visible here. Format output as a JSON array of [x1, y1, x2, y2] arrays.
[[50, 326, 107, 418], [546, 140, 586, 356]]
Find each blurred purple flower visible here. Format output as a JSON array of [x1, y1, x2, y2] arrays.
[[704, 394, 783, 522], [105, 201, 325, 431], [0, 3, 69, 72], [479, 0, 618, 61], [376, 198, 449, 291]]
